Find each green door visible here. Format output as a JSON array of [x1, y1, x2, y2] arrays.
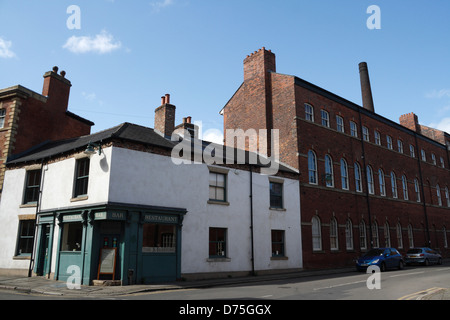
[[37, 224, 51, 276]]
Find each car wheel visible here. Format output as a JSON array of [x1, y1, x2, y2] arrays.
[[398, 260, 404, 270], [380, 262, 386, 272]]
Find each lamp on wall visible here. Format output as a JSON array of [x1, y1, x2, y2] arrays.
[[84, 141, 102, 156]]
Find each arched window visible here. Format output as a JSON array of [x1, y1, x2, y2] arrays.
[[305, 103, 314, 121], [359, 221, 367, 250], [391, 172, 398, 198], [330, 217, 339, 250], [396, 223, 403, 249], [437, 184, 442, 206], [372, 221, 379, 248], [312, 216, 322, 251], [408, 224, 414, 248], [354, 162, 362, 192], [367, 166, 374, 194], [378, 169, 386, 196], [308, 151, 317, 184], [402, 175, 409, 200], [340, 159, 349, 190], [384, 221, 391, 247], [345, 219, 353, 250], [414, 179, 421, 202], [445, 187, 450, 207], [324, 155, 334, 187]]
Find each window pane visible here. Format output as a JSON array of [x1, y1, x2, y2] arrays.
[[142, 224, 176, 253], [209, 228, 227, 257], [61, 223, 83, 251]]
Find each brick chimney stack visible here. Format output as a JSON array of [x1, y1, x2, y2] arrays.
[[42, 66, 71, 112], [400, 112, 421, 133], [154, 94, 176, 137], [243, 47, 276, 82], [359, 62, 375, 113]]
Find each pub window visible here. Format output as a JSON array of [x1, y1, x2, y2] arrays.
[[209, 227, 227, 258], [16, 219, 35, 256], [209, 172, 226, 202], [271, 230, 285, 257], [61, 222, 83, 251], [23, 169, 41, 204], [142, 224, 176, 253], [74, 158, 90, 198], [269, 181, 283, 209]]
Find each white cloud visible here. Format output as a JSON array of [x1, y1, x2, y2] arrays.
[[0, 37, 16, 58], [63, 30, 122, 54], [150, 0, 174, 12], [428, 117, 450, 134], [202, 129, 224, 145], [425, 89, 450, 99]]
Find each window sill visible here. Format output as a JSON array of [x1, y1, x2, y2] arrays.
[[20, 203, 37, 208], [269, 207, 286, 211], [207, 200, 230, 206], [270, 256, 288, 261], [70, 196, 88, 202], [207, 257, 231, 262], [13, 255, 31, 260]]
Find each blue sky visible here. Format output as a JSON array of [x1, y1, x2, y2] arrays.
[[1, 0, 450, 143]]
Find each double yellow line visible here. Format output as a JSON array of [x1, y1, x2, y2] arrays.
[[398, 287, 445, 300]]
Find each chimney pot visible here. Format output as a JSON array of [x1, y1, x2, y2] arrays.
[[165, 94, 170, 104], [53, 66, 59, 73], [161, 96, 166, 105], [186, 116, 192, 124]]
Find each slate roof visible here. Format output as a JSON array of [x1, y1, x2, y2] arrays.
[[7, 122, 298, 174]]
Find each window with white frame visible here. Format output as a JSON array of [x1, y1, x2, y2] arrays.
[[330, 218, 339, 250], [359, 221, 367, 250], [437, 184, 442, 206], [0, 109, 5, 129], [421, 149, 426, 162], [414, 179, 421, 202], [336, 115, 344, 133], [384, 222, 391, 247], [445, 187, 450, 207], [340, 159, 349, 190], [345, 219, 353, 250], [350, 121, 358, 137], [74, 158, 90, 198], [396, 223, 403, 249], [402, 175, 409, 200], [440, 157, 445, 168], [362, 126, 369, 141], [408, 224, 414, 248], [209, 171, 227, 202], [431, 153, 437, 165], [372, 221, 379, 248], [378, 169, 386, 196], [308, 150, 317, 184], [324, 155, 334, 187], [397, 140, 403, 153], [354, 162, 362, 192], [391, 172, 398, 198], [386, 135, 393, 150], [374, 131, 381, 145], [409, 144, 415, 158], [271, 230, 285, 257], [444, 227, 448, 248], [312, 216, 322, 251], [321, 110, 330, 127], [305, 103, 314, 122], [367, 165, 374, 194]]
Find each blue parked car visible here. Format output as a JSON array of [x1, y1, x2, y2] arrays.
[[404, 247, 443, 266], [356, 248, 404, 272]]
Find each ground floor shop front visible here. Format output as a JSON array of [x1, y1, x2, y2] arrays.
[[34, 202, 187, 285]]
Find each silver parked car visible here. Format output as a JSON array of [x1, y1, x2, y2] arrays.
[[404, 247, 443, 266]]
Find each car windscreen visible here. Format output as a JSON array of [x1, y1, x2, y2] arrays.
[[364, 249, 383, 257], [406, 249, 422, 254]]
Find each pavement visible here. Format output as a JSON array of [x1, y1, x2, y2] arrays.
[[0, 267, 448, 299]]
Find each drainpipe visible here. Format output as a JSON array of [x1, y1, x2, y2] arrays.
[[357, 109, 373, 248], [249, 165, 255, 276], [414, 133, 431, 247]]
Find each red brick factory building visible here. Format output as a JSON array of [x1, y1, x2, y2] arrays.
[[221, 48, 450, 269]]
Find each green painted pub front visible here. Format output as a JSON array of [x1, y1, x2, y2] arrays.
[[34, 203, 187, 285]]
